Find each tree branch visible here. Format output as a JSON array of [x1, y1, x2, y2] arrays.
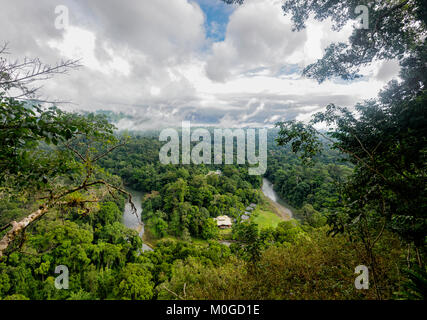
[[161, 284, 185, 300], [92, 141, 127, 163], [0, 205, 49, 257], [1, 179, 138, 258]]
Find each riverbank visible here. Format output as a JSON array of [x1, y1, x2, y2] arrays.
[[261, 178, 293, 221], [122, 188, 153, 252]]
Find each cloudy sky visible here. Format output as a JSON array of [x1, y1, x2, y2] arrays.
[[0, 0, 400, 129]]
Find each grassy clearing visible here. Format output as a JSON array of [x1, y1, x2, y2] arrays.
[[250, 192, 287, 229], [252, 209, 283, 229]]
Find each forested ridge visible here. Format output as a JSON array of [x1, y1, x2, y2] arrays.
[[0, 0, 426, 300]]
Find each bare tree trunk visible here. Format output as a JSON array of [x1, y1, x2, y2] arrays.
[[0, 205, 49, 257], [415, 246, 423, 267], [368, 247, 382, 300]]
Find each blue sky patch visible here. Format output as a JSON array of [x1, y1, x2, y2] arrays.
[[193, 0, 235, 41]]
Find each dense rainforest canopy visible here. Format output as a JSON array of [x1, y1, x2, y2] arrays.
[[0, 0, 426, 300]]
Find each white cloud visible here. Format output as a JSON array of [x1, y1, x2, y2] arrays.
[[0, 0, 399, 130], [48, 26, 131, 76], [205, 0, 307, 82], [375, 59, 401, 82]]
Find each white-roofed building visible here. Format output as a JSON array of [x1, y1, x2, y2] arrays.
[[214, 215, 232, 229]]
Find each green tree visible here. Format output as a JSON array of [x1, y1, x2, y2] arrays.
[[94, 202, 122, 226], [201, 218, 219, 240], [147, 217, 168, 239], [232, 222, 262, 263], [113, 263, 154, 300]]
